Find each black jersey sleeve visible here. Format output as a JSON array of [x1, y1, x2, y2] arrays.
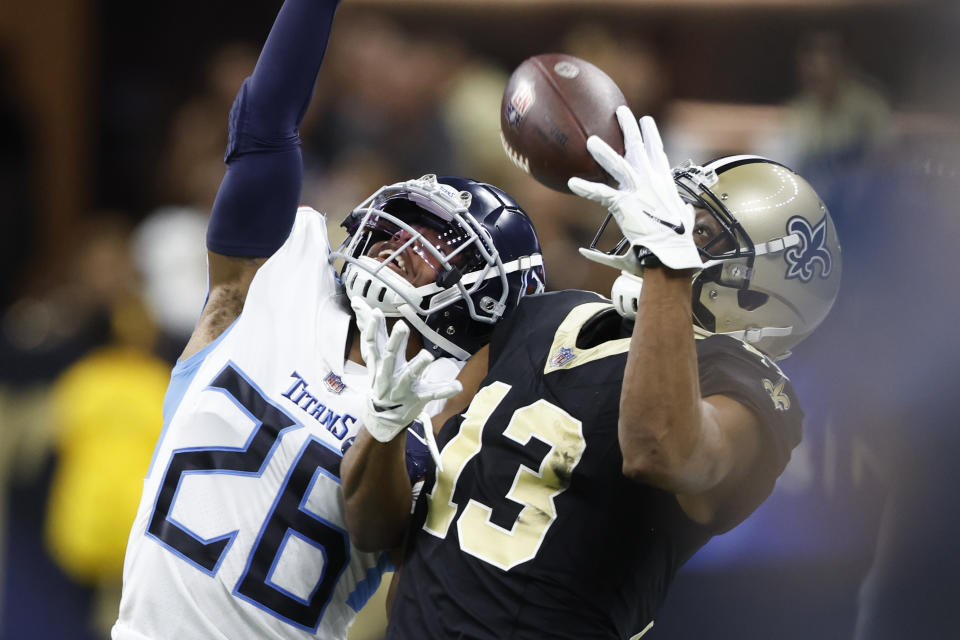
[[696, 334, 803, 474]]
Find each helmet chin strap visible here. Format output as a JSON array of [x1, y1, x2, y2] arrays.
[[718, 326, 793, 344], [342, 257, 423, 318], [611, 271, 794, 349], [396, 303, 472, 361], [342, 262, 471, 360]]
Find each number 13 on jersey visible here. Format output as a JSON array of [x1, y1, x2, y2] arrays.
[[423, 381, 586, 570]]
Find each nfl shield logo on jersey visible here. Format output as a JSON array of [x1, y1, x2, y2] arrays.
[[323, 371, 347, 394], [548, 347, 576, 369]]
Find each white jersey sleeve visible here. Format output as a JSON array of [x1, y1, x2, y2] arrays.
[[113, 208, 392, 640]]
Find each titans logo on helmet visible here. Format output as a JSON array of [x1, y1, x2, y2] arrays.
[[520, 265, 546, 296], [784, 214, 833, 282]]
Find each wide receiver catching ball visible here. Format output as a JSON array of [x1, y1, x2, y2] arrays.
[[500, 53, 627, 193]]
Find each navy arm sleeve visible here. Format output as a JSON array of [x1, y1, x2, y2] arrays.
[[404, 420, 433, 484], [206, 0, 340, 257]]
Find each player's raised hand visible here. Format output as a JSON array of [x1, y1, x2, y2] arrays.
[[569, 106, 702, 273], [351, 297, 462, 443]]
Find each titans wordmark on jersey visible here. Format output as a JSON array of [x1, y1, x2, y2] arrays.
[[387, 289, 802, 640], [113, 209, 458, 640]]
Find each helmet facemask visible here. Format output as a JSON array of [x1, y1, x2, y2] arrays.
[[673, 160, 766, 336], [585, 161, 751, 270], [673, 160, 754, 267], [333, 174, 514, 359]]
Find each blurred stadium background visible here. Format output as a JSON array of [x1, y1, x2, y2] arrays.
[[1, 0, 958, 638]]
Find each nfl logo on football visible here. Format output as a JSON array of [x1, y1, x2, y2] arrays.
[[505, 81, 535, 129]]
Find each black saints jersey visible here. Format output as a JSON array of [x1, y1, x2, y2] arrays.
[[387, 290, 803, 640]]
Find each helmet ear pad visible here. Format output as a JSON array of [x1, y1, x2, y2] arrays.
[[421, 304, 497, 359]]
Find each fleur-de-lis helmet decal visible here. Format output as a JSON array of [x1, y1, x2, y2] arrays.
[[785, 214, 833, 283]]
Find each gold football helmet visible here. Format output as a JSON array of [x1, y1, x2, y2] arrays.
[[608, 156, 842, 359], [677, 155, 842, 359]]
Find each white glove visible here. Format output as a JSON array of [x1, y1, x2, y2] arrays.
[[351, 297, 462, 443], [568, 106, 702, 273]]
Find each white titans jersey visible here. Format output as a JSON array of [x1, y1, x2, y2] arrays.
[[113, 208, 461, 640]]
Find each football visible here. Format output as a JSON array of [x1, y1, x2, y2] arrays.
[[500, 53, 627, 193]]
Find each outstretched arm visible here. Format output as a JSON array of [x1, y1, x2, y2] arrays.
[[570, 108, 774, 532], [181, 0, 341, 360], [342, 337, 488, 552], [622, 267, 769, 532]]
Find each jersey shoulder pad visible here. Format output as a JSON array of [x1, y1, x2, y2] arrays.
[[515, 289, 608, 315], [492, 289, 608, 357]]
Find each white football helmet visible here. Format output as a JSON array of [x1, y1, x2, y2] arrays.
[[608, 156, 842, 359]]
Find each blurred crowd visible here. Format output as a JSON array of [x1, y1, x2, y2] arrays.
[[1, 5, 958, 639]]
